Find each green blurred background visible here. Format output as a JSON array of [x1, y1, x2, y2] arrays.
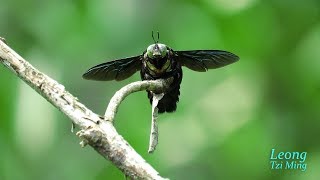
[[1, 0, 320, 179]]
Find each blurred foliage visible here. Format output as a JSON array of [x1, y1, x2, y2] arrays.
[[1, 0, 320, 179]]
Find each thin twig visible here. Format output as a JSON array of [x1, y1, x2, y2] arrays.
[[105, 78, 173, 123], [0, 37, 169, 180], [148, 93, 164, 153]]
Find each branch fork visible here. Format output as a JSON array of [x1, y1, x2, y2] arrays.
[[0, 37, 171, 180]]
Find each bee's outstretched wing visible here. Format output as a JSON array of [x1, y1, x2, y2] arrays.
[[82, 55, 142, 81], [176, 50, 239, 72]]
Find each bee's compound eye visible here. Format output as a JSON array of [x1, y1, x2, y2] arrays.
[[157, 44, 167, 57], [146, 44, 155, 58]]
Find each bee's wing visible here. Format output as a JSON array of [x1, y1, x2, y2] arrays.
[[82, 55, 142, 81], [176, 50, 239, 72]]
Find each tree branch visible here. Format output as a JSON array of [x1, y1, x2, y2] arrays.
[[148, 93, 164, 153], [0, 38, 169, 180], [105, 78, 172, 123]]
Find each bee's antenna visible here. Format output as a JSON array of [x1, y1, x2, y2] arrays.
[[152, 31, 159, 44], [157, 31, 159, 42], [152, 31, 156, 44]]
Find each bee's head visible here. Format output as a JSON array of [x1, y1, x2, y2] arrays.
[[146, 43, 167, 59], [146, 31, 167, 59]]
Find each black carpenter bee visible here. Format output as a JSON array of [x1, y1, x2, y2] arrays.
[[83, 32, 239, 113]]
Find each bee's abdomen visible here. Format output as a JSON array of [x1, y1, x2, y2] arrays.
[[141, 64, 183, 113], [149, 85, 181, 113]]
